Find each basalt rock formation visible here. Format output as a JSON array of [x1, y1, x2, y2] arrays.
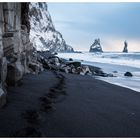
[[0, 3, 43, 107], [89, 38, 103, 53], [122, 41, 128, 53]]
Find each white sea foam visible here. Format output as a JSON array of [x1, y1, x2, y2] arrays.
[[57, 52, 140, 69], [57, 52, 140, 92]]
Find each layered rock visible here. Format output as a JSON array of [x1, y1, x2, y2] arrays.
[[29, 2, 74, 52], [122, 41, 128, 53], [0, 3, 43, 107], [89, 38, 103, 53], [0, 3, 7, 107]]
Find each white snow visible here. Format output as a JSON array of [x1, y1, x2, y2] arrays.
[[29, 2, 73, 52]]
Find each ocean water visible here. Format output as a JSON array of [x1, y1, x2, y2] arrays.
[[57, 52, 140, 92]]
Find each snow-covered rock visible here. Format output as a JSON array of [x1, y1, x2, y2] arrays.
[[89, 38, 103, 53], [29, 2, 74, 52]]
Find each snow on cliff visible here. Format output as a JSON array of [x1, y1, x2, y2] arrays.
[[29, 2, 74, 52]]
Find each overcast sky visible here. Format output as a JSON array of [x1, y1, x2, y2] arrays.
[[48, 3, 140, 52]]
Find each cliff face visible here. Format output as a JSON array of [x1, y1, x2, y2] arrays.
[[0, 2, 74, 108], [0, 3, 43, 107], [29, 3, 74, 52]]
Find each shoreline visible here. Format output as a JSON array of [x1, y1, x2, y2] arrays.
[[57, 52, 140, 93], [95, 76, 140, 93], [0, 70, 140, 137], [1, 2, 140, 138]]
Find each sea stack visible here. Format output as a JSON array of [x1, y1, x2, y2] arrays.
[[89, 38, 103, 53], [123, 41, 128, 53]]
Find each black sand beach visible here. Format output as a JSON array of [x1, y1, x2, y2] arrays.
[[0, 70, 140, 137]]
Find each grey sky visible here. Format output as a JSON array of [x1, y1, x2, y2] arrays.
[[48, 3, 140, 52]]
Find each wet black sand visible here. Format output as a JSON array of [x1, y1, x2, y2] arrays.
[[0, 70, 140, 137]]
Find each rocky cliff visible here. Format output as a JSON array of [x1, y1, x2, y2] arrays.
[[0, 2, 74, 108], [29, 3, 74, 52], [89, 38, 103, 53], [0, 3, 43, 107]]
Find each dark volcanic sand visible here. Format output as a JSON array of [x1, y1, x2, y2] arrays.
[[0, 70, 140, 137]]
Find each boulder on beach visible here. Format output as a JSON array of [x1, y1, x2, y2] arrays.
[[6, 61, 24, 86], [89, 38, 103, 53], [124, 72, 133, 77], [80, 65, 92, 76], [66, 61, 81, 68], [29, 61, 43, 74], [69, 58, 73, 61]]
